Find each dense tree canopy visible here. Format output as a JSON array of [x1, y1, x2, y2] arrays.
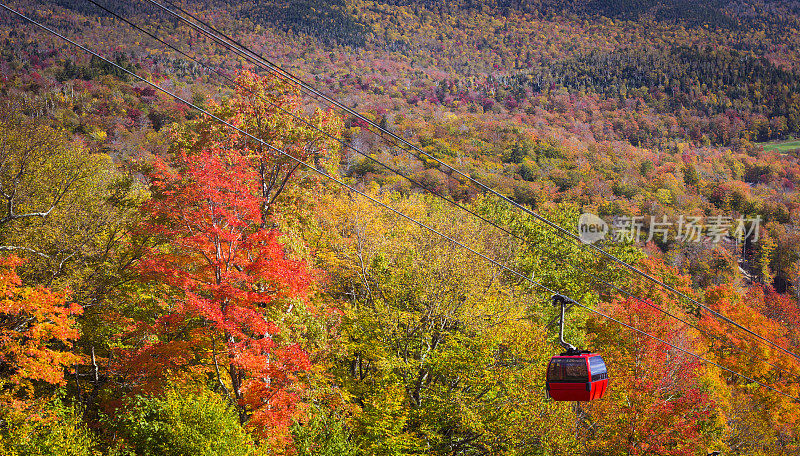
[[1, 0, 800, 454]]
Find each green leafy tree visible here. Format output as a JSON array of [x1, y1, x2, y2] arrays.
[[314, 190, 579, 455], [115, 389, 256, 456], [0, 391, 99, 456]]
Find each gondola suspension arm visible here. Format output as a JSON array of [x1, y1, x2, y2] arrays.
[[553, 294, 578, 354]]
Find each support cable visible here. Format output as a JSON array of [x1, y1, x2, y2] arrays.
[[4, 2, 797, 403], [142, 0, 800, 362]]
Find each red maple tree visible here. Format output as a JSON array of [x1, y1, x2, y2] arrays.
[[585, 297, 716, 455], [123, 137, 313, 442]]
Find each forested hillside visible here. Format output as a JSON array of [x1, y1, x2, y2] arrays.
[[1, 0, 800, 454]]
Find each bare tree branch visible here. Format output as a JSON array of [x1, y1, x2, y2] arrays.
[[0, 245, 51, 259]]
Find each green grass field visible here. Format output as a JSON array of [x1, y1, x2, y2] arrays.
[[760, 137, 800, 153]]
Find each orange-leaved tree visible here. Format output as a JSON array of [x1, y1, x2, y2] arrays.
[[700, 284, 800, 454], [0, 255, 81, 412], [585, 295, 717, 455]]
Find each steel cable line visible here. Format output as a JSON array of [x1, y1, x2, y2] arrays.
[[140, 0, 800, 363], [0, 3, 562, 296], [5, 2, 799, 404], [83, 0, 800, 384]]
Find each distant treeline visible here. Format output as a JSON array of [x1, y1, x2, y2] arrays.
[[529, 46, 800, 140], [239, 0, 369, 47]]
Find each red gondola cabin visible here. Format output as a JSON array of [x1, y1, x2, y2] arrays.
[[546, 353, 608, 401]]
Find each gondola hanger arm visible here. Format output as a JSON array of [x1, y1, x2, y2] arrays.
[[552, 294, 581, 355]]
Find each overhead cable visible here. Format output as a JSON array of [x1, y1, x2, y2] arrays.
[[4, 1, 797, 403], [142, 0, 800, 362], [86, 0, 800, 384]]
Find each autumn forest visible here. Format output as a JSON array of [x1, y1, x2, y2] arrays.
[[2, 0, 800, 455]]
